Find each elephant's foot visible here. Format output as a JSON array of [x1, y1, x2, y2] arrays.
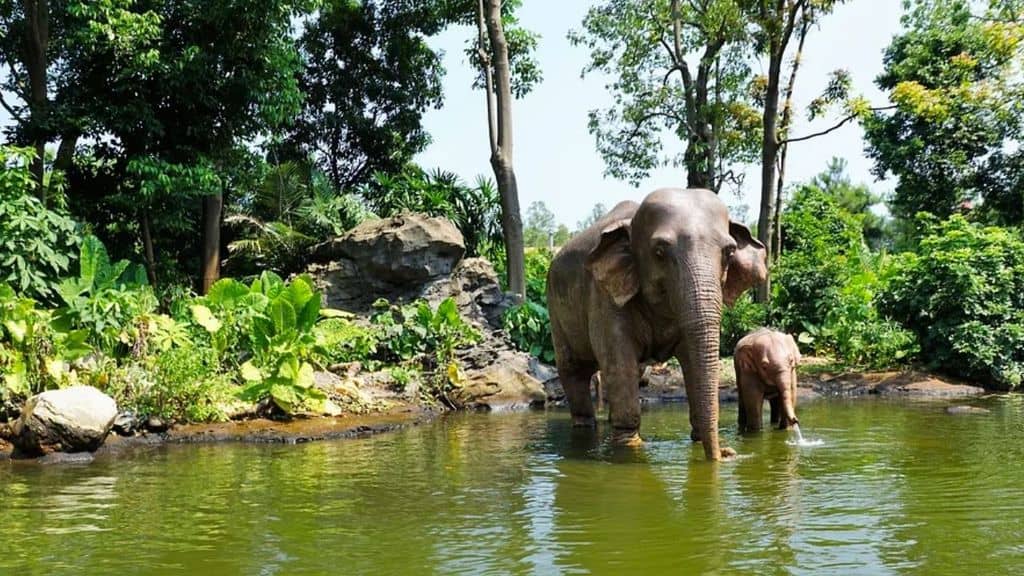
[[572, 416, 596, 428], [611, 428, 643, 447]]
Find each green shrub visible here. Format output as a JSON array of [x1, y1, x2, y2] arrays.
[[878, 215, 1024, 388], [0, 146, 81, 303], [370, 297, 480, 403], [813, 265, 918, 369], [191, 272, 334, 414], [106, 346, 234, 423], [720, 294, 767, 355], [503, 301, 555, 363], [772, 184, 867, 334], [0, 284, 92, 401]]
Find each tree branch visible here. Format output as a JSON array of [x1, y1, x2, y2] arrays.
[[0, 91, 24, 122], [779, 105, 896, 145]]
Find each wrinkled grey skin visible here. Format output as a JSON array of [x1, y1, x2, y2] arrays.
[[546, 188, 767, 461], [734, 328, 801, 433]]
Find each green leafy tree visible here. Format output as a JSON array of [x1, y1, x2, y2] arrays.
[[523, 201, 556, 248], [0, 0, 161, 194], [58, 0, 310, 292], [748, 0, 846, 301], [809, 158, 891, 250], [283, 0, 447, 189], [880, 215, 1024, 388], [0, 147, 81, 303], [863, 0, 1024, 224], [569, 0, 760, 189]]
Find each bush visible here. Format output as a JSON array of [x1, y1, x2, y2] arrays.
[[879, 215, 1024, 388], [105, 346, 234, 423], [0, 146, 81, 303], [503, 301, 555, 363], [369, 297, 481, 404], [770, 183, 918, 368], [721, 294, 767, 355]]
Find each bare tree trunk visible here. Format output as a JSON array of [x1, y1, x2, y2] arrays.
[[771, 14, 810, 263], [200, 194, 223, 294], [140, 211, 158, 287], [22, 0, 50, 197], [755, 42, 782, 302], [479, 0, 525, 298], [755, 0, 805, 303]]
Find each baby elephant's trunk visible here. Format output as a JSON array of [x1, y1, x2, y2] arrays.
[[779, 381, 799, 429]]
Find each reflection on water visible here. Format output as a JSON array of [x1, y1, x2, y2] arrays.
[[2, 397, 1024, 575]]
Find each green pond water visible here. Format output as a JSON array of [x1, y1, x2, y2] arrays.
[[2, 397, 1023, 575]]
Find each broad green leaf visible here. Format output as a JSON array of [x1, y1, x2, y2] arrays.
[[270, 383, 300, 413], [269, 299, 296, 335], [3, 319, 27, 343], [240, 361, 263, 382], [78, 235, 108, 289], [319, 308, 353, 319], [190, 304, 222, 333], [208, 279, 251, 307]]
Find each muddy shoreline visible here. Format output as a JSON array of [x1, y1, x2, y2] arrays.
[[0, 369, 989, 463]]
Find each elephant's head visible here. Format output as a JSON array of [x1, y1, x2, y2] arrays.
[[586, 188, 767, 460]]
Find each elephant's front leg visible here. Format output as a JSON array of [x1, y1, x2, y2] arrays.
[[597, 351, 642, 445], [740, 382, 765, 433]]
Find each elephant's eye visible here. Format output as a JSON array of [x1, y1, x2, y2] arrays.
[[722, 244, 736, 266]]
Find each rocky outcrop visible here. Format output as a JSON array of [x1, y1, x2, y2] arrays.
[[11, 386, 118, 457], [310, 214, 468, 310], [307, 214, 550, 411]]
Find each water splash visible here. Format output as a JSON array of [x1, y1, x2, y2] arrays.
[[786, 423, 824, 447]]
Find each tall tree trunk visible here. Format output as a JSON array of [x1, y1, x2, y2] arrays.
[[200, 194, 223, 294], [140, 211, 158, 287], [22, 0, 50, 197], [755, 0, 805, 303], [479, 0, 525, 298], [771, 13, 810, 263], [773, 150, 786, 263], [755, 42, 782, 302], [54, 132, 79, 176]]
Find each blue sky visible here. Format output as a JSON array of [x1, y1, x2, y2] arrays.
[[415, 0, 906, 228]]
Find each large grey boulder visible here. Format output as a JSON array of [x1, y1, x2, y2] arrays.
[[11, 386, 117, 456], [452, 352, 547, 410], [314, 214, 465, 285]]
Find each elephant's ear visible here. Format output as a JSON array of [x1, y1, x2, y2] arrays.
[[585, 218, 639, 307], [722, 221, 767, 306]]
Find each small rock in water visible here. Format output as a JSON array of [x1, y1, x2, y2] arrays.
[[945, 405, 990, 415], [145, 416, 169, 433], [112, 412, 138, 436]]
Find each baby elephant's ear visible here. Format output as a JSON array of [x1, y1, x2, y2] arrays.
[[723, 221, 767, 305], [585, 218, 639, 307]]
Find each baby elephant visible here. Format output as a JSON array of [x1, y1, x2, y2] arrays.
[[734, 328, 801, 433]]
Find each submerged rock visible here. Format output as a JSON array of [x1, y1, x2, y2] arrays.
[[11, 386, 117, 457], [945, 405, 991, 415]]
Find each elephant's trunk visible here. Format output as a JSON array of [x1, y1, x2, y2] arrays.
[[779, 382, 799, 429], [679, 271, 723, 461]]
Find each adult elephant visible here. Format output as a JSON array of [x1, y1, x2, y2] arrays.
[[547, 188, 767, 460]]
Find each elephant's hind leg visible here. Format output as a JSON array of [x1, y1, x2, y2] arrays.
[[552, 327, 597, 427]]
